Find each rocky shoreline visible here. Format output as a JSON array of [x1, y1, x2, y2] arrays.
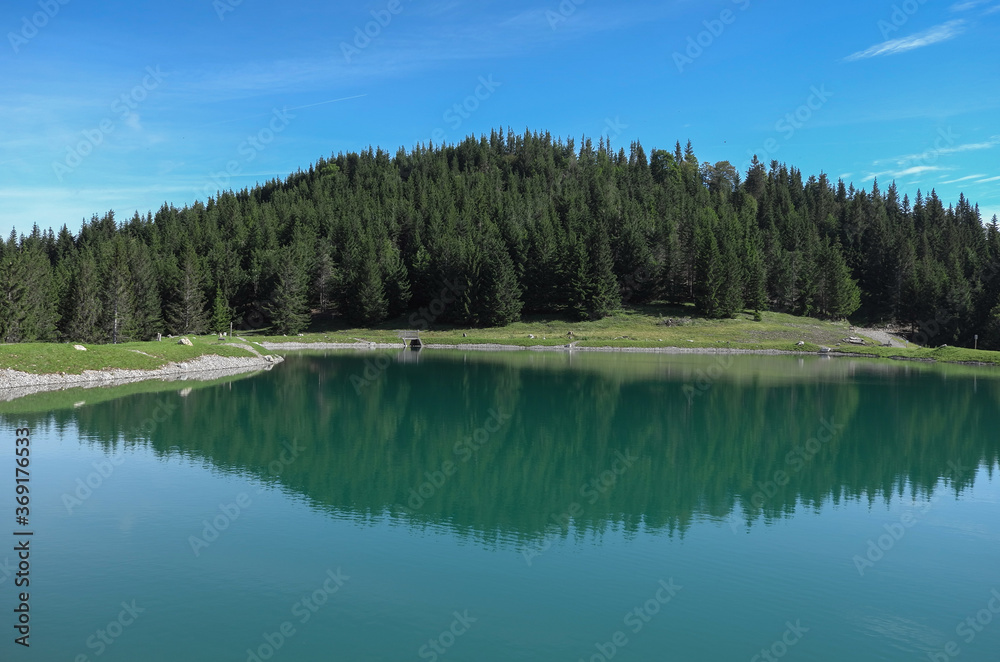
[[258, 340, 822, 356], [0, 354, 282, 403]]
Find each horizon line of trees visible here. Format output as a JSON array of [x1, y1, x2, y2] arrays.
[[2, 128, 999, 347]]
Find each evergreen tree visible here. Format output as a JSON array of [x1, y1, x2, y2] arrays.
[[353, 258, 388, 326], [715, 212, 745, 317], [523, 215, 561, 312], [66, 249, 102, 342], [815, 239, 861, 318], [693, 213, 724, 317], [0, 235, 59, 342], [743, 234, 768, 313], [478, 231, 523, 326], [344, 233, 388, 326], [380, 239, 412, 319], [564, 234, 591, 321], [128, 239, 162, 340], [266, 247, 310, 334], [100, 236, 135, 343], [211, 289, 231, 334], [588, 226, 620, 319], [312, 244, 339, 315], [168, 250, 208, 335]]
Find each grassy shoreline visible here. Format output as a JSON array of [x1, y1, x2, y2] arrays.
[[2, 308, 998, 376], [246, 307, 1000, 367], [0, 336, 262, 375]]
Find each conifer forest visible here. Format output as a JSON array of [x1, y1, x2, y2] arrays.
[[2, 130, 998, 347]]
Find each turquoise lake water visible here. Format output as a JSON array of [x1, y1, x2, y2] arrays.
[[1, 351, 999, 661]]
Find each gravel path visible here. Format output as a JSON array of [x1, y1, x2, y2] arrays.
[[852, 327, 907, 348], [0, 353, 282, 403]]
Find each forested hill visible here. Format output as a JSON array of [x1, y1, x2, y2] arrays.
[[2, 129, 999, 348]]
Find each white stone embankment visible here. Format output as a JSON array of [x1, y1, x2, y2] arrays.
[[0, 353, 282, 403]]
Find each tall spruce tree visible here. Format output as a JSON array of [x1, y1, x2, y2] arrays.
[[588, 226, 620, 319], [815, 239, 861, 318], [128, 239, 162, 339], [66, 249, 102, 342], [211, 289, 231, 334], [168, 249, 208, 335], [0, 235, 59, 342], [693, 213, 724, 317], [312, 243, 339, 315], [100, 236, 135, 343], [479, 230, 523, 326], [266, 250, 310, 334]]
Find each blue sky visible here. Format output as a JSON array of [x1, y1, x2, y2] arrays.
[[2, 0, 999, 236]]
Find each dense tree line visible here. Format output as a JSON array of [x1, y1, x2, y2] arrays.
[[1, 129, 998, 346]]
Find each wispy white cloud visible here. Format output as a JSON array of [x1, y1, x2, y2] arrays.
[[941, 174, 988, 183], [179, 4, 659, 102], [977, 175, 1000, 183], [895, 165, 947, 177], [864, 165, 950, 181], [874, 136, 1000, 166], [951, 0, 1000, 11], [951, 0, 990, 10], [845, 20, 965, 61]]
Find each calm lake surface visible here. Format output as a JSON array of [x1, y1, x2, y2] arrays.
[[2, 351, 999, 661]]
